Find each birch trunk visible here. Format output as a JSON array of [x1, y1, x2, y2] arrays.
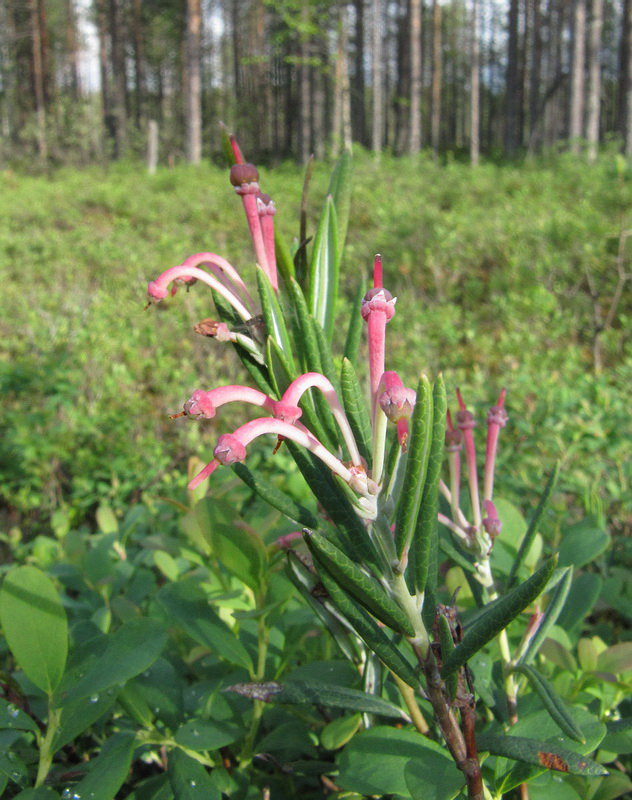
[[410, 0, 422, 153], [586, 0, 603, 162], [569, 0, 586, 153]]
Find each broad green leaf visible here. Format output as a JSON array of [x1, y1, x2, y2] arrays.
[[343, 279, 366, 364], [559, 521, 610, 568], [123, 658, 184, 731], [0, 565, 68, 695], [321, 713, 362, 750], [70, 731, 137, 800], [53, 686, 119, 752], [96, 503, 119, 534], [0, 699, 39, 733], [226, 679, 407, 719], [409, 375, 446, 593], [395, 375, 433, 559], [442, 555, 558, 677], [318, 571, 421, 688], [157, 580, 252, 672], [256, 266, 295, 368], [597, 643, 632, 674], [540, 637, 578, 671], [305, 531, 415, 636], [477, 732, 607, 776], [12, 790, 60, 800], [212, 522, 268, 593], [60, 617, 167, 706], [175, 719, 243, 751], [231, 462, 318, 528], [508, 463, 560, 588], [557, 572, 602, 635], [341, 358, 373, 466], [168, 748, 220, 800], [337, 726, 464, 799], [327, 149, 352, 262], [514, 664, 585, 742], [309, 195, 339, 341], [591, 774, 632, 800], [519, 567, 573, 665]]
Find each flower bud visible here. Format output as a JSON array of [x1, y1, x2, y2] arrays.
[[361, 287, 397, 321], [455, 409, 476, 431], [229, 163, 260, 195], [487, 405, 509, 428], [482, 500, 502, 538], [183, 390, 216, 419], [445, 428, 463, 452], [147, 280, 169, 302], [256, 193, 276, 217], [273, 401, 303, 424], [378, 385, 416, 423], [214, 434, 248, 464]]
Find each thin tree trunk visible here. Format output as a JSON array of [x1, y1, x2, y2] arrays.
[[28, 0, 47, 159], [37, 0, 51, 107], [96, 0, 112, 151], [352, 0, 366, 145], [527, 0, 542, 153], [505, 0, 521, 153], [65, 0, 80, 99], [300, 0, 311, 164], [109, 0, 128, 157], [410, 0, 422, 153], [570, 0, 586, 153], [147, 118, 158, 173], [470, 0, 480, 164], [625, 0, 632, 154], [132, 0, 145, 127], [586, 0, 603, 162], [341, 5, 353, 152], [185, 0, 202, 163], [371, 0, 383, 152], [431, 0, 442, 159]]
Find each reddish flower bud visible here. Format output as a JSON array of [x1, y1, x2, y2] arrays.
[[361, 287, 397, 322], [378, 385, 416, 423], [230, 164, 260, 195], [455, 409, 476, 431], [273, 401, 303, 424], [256, 193, 276, 217], [214, 434, 248, 465], [487, 405, 509, 428], [183, 390, 216, 419]]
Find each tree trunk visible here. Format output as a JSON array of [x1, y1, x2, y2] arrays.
[[131, 0, 145, 127], [65, 0, 80, 99], [37, 0, 51, 107], [431, 0, 442, 159], [185, 0, 202, 163], [527, 0, 542, 153], [371, 0, 383, 152], [410, 0, 422, 153], [625, 0, 632, 155], [585, 0, 603, 162], [300, 0, 311, 163], [352, 0, 366, 145], [505, 0, 521, 153], [569, 0, 586, 153], [28, 0, 47, 158], [109, 0, 128, 157], [470, 0, 480, 164]]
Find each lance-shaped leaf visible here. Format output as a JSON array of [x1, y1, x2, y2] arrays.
[[257, 266, 295, 368], [309, 195, 339, 341], [69, 731, 137, 800], [442, 555, 558, 677], [312, 317, 343, 398], [286, 552, 362, 664], [304, 570, 421, 689], [287, 275, 322, 374], [304, 531, 416, 637], [395, 375, 433, 559], [266, 337, 295, 398], [220, 122, 236, 165], [477, 732, 606, 776], [438, 614, 458, 701], [508, 463, 560, 588], [274, 225, 296, 285], [439, 537, 477, 575], [231, 463, 318, 529], [225, 679, 407, 719], [518, 566, 573, 666], [408, 376, 447, 593], [327, 149, 352, 262], [514, 664, 585, 742], [341, 358, 373, 466], [344, 279, 367, 364]]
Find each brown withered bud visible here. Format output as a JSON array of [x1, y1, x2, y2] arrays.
[[229, 163, 259, 187], [456, 408, 476, 431], [445, 428, 463, 452]]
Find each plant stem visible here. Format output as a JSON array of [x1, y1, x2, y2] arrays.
[[392, 673, 429, 734], [35, 699, 61, 788], [240, 590, 270, 767]]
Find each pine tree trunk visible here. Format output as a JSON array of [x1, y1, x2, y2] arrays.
[[65, 0, 80, 99], [470, 0, 480, 164], [409, 0, 422, 153], [625, 0, 632, 154], [300, 0, 311, 163], [352, 0, 366, 145], [586, 0, 603, 162], [570, 0, 586, 153], [28, 0, 47, 158], [37, 0, 51, 107], [132, 0, 145, 127], [96, 0, 112, 151], [527, 0, 542, 153], [431, 0, 442, 159], [505, 0, 521, 153], [185, 0, 202, 163], [109, 0, 128, 157], [371, 0, 383, 152]]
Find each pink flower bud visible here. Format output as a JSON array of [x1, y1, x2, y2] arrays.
[[455, 409, 476, 431], [229, 163, 260, 189], [378, 385, 416, 423], [214, 434, 248, 465], [256, 193, 276, 217], [147, 280, 169, 302], [482, 500, 502, 538], [487, 405, 509, 428], [361, 287, 397, 322], [183, 390, 216, 419], [273, 401, 303, 424]]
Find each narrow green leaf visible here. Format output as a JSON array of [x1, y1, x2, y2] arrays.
[[0, 699, 39, 733], [442, 555, 558, 677], [266, 337, 294, 397], [219, 123, 236, 165], [514, 664, 585, 742], [60, 618, 167, 706], [508, 463, 560, 588], [327, 149, 352, 262], [321, 713, 362, 750], [409, 376, 447, 593], [157, 580, 252, 672], [439, 614, 458, 701], [343, 279, 367, 364], [477, 732, 607, 776], [318, 571, 421, 688], [0, 565, 68, 695], [274, 225, 296, 285], [312, 317, 343, 397], [518, 566, 573, 666], [309, 195, 339, 341], [256, 266, 295, 368], [341, 358, 373, 466], [305, 531, 416, 636], [231, 462, 318, 528], [395, 375, 433, 559], [226, 678, 407, 719], [168, 748, 220, 800], [438, 536, 477, 575], [287, 275, 321, 374], [71, 731, 137, 800]]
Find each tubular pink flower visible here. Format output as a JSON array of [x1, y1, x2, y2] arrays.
[[275, 531, 304, 549], [230, 134, 245, 164], [182, 252, 257, 312], [482, 499, 502, 539], [229, 164, 271, 286], [483, 388, 508, 503], [257, 194, 278, 292], [189, 418, 359, 493], [455, 388, 482, 532], [281, 373, 363, 466], [362, 255, 397, 419], [147, 265, 252, 321], [378, 371, 416, 451], [179, 386, 278, 420]]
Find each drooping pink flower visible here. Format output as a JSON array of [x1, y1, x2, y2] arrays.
[[362, 255, 397, 420], [455, 388, 482, 532], [256, 193, 278, 292], [377, 371, 416, 451], [484, 388, 508, 502], [147, 265, 252, 321], [229, 163, 273, 289]]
